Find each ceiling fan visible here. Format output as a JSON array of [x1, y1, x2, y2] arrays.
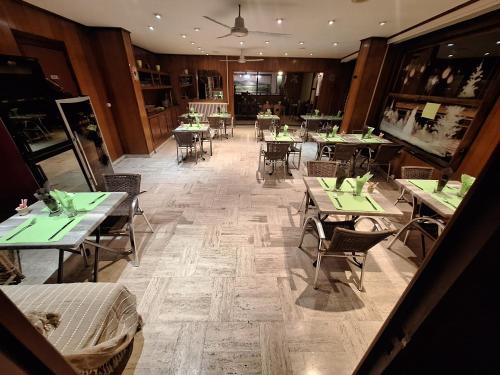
[[204, 4, 290, 39], [220, 49, 264, 63]]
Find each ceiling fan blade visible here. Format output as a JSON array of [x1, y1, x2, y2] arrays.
[[217, 33, 233, 39], [203, 16, 231, 29], [248, 30, 291, 37], [219, 59, 239, 62], [245, 59, 264, 62]]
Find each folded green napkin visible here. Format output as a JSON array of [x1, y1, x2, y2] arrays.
[[355, 172, 374, 195], [329, 125, 339, 138], [314, 110, 320, 116], [458, 174, 475, 197], [283, 124, 289, 135]]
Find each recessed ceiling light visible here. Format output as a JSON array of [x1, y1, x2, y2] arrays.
[[239, 41, 244, 45], [448, 54, 454, 58], [496, 40, 500, 45], [332, 42, 339, 46], [284, 52, 288, 56], [205, 53, 209, 55], [194, 27, 200, 32], [191, 41, 195, 45], [309, 53, 313, 56], [259, 52, 263, 55], [484, 52, 490, 56], [299, 41, 304, 45], [265, 40, 270, 44], [148, 26, 154, 31], [201, 50, 205, 53], [328, 20, 335, 25], [276, 18, 284, 24], [197, 47, 201, 50], [181, 34, 187, 38], [154, 13, 162, 20], [379, 21, 387, 26], [447, 43, 454, 47]]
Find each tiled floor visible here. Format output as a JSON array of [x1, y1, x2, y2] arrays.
[[21, 127, 420, 374]]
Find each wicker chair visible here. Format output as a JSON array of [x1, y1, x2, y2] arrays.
[[395, 166, 434, 206], [259, 142, 290, 177], [85, 174, 154, 267], [173, 131, 200, 164], [319, 143, 358, 176], [359, 144, 403, 181], [255, 118, 273, 140], [208, 116, 226, 140], [299, 216, 395, 290], [302, 119, 322, 140]]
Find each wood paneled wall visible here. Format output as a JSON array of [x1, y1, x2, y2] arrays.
[[0, 0, 123, 160], [159, 54, 353, 115]]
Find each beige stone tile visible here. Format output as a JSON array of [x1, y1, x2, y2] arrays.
[[260, 322, 292, 375]]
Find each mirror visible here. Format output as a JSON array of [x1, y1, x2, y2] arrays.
[[197, 70, 224, 100]]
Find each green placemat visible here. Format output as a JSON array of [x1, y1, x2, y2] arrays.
[[0, 215, 85, 244], [407, 179, 457, 194], [351, 134, 383, 143], [179, 124, 202, 130], [319, 134, 344, 142], [42, 192, 110, 212], [274, 134, 293, 141], [317, 177, 354, 192], [326, 192, 384, 212], [430, 191, 462, 210]]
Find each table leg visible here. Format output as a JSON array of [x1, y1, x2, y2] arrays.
[[93, 227, 100, 282], [199, 132, 206, 160], [286, 153, 292, 176], [303, 191, 310, 225], [57, 249, 64, 283]]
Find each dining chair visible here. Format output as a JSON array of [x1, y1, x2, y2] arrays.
[[359, 144, 403, 181], [394, 166, 435, 206], [0, 251, 24, 285], [228, 116, 234, 137], [320, 143, 358, 176], [303, 119, 322, 140], [297, 161, 339, 213], [299, 216, 395, 290], [173, 131, 200, 164], [260, 142, 290, 178], [255, 118, 273, 140], [208, 116, 223, 140], [85, 174, 155, 267]]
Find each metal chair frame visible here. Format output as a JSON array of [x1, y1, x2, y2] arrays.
[[173, 132, 200, 164], [299, 216, 395, 290], [259, 142, 290, 178], [359, 144, 403, 181]]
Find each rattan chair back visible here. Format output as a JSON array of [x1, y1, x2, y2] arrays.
[[306, 161, 338, 177], [265, 142, 290, 161], [401, 166, 434, 179], [173, 131, 195, 147], [306, 119, 322, 132], [207, 116, 220, 129], [103, 174, 141, 216], [257, 118, 273, 131], [373, 144, 403, 163], [327, 227, 394, 254], [332, 144, 358, 162]]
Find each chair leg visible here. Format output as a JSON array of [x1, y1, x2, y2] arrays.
[[387, 163, 391, 182], [128, 221, 139, 267], [313, 252, 322, 289], [358, 255, 367, 291], [420, 232, 426, 258], [80, 245, 89, 267], [141, 211, 154, 233], [296, 192, 306, 213], [16, 250, 22, 273], [394, 188, 406, 205]]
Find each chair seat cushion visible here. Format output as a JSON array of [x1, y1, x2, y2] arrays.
[[1, 283, 142, 374]]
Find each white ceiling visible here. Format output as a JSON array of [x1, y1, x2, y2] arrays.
[[26, 0, 485, 58]]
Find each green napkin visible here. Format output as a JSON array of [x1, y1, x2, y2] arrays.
[[458, 174, 475, 197], [330, 125, 339, 138], [0, 215, 85, 244], [327, 192, 384, 212], [283, 124, 289, 135], [366, 127, 375, 138], [317, 177, 353, 192], [355, 172, 373, 195]]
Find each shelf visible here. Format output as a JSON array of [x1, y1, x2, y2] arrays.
[[141, 85, 173, 90], [180, 83, 193, 87], [138, 68, 169, 76], [388, 93, 481, 107]]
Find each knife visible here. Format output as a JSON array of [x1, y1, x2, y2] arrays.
[[321, 178, 330, 189], [365, 196, 378, 210], [345, 179, 354, 189], [6, 218, 37, 241], [48, 218, 76, 241], [408, 180, 425, 190], [334, 197, 343, 209], [89, 193, 106, 205], [443, 199, 457, 209]]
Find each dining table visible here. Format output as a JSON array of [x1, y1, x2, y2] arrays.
[[302, 176, 403, 223], [257, 114, 280, 121], [310, 132, 392, 160], [0, 192, 127, 283], [301, 114, 343, 122]]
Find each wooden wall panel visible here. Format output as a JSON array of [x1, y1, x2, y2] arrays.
[[159, 54, 352, 116], [456, 97, 500, 177], [0, 0, 123, 160]]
